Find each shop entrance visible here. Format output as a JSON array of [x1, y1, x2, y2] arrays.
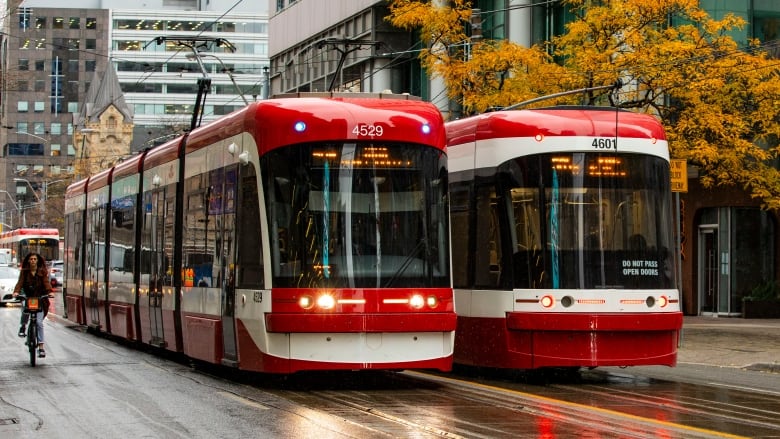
[[697, 226, 718, 315], [696, 208, 775, 316]]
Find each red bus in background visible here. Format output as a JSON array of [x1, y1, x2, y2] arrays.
[[447, 106, 683, 370], [0, 228, 60, 266], [64, 93, 455, 373]]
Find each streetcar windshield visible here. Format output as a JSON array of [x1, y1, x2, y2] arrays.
[[263, 142, 449, 288], [20, 238, 60, 265], [502, 153, 675, 289]]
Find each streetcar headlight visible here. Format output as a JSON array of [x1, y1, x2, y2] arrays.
[[294, 121, 307, 133], [317, 293, 336, 310], [409, 294, 425, 309], [421, 123, 431, 134], [540, 295, 555, 308], [298, 295, 314, 310], [658, 295, 669, 308], [426, 295, 438, 308]]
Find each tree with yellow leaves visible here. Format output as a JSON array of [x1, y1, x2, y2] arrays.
[[388, 0, 780, 208]]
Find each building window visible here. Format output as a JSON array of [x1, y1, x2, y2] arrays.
[[17, 101, 28, 112], [86, 18, 97, 29], [16, 122, 27, 133], [68, 102, 79, 113], [107, 116, 117, 129], [34, 102, 45, 112], [51, 144, 61, 156], [115, 40, 142, 51], [49, 165, 63, 175], [35, 80, 45, 92], [53, 17, 64, 29], [69, 17, 80, 29], [35, 17, 46, 30], [9, 143, 44, 156], [17, 80, 29, 91], [69, 39, 80, 50], [86, 39, 96, 50], [19, 8, 31, 30], [67, 144, 76, 156], [35, 60, 45, 71], [18, 59, 29, 70], [19, 39, 32, 49], [33, 122, 45, 134], [50, 123, 62, 135], [85, 60, 96, 72]]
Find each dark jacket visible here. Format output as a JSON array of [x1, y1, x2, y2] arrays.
[[14, 264, 53, 315]]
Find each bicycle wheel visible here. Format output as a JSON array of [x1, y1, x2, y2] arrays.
[[28, 320, 37, 367]]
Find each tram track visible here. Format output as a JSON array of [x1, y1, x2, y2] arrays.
[[547, 381, 780, 434], [63, 321, 775, 438], [259, 370, 750, 438]]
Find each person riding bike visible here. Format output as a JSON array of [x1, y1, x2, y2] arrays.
[[13, 253, 53, 358]]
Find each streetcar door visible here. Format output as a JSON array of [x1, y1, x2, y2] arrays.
[[147, 189, 168, 347], [698, 226, 718, 315], [86, 205, 105, 330], [220, 165, 238, 366]]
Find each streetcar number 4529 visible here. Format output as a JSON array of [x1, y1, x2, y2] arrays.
[[353, 124, 384, 137], [592, 138, 617, 149]]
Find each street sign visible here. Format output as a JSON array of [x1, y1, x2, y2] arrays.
[[670, 159, 687, 193]]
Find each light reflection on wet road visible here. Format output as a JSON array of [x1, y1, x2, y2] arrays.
[[259, 367, 776, 438]]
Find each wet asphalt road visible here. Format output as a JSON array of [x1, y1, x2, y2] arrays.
[[2, 304, 779, 438]]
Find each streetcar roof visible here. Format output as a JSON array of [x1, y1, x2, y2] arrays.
[[112, 151, 145, 180], [446, 107, 666, 145], [176, 96, 446, 159]]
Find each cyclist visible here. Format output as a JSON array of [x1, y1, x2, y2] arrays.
[[12, 253, 53, 358]]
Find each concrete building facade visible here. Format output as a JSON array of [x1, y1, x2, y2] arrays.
[[0, 0, 269, 231]]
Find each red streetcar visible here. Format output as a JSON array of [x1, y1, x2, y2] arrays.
[[64, 93, 455, 373], [447, 106, 683, 369], [0, 227, 60, 266]]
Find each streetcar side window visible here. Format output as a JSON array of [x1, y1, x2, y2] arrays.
[[449, 181, 471, 289], [237, 166, 263, 288], [473, 182, 504, 289]]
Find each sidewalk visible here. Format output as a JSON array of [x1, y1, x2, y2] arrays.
[[679, 316, 780, 372]]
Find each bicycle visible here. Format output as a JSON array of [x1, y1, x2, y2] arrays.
[[17, 293, 51, 366]]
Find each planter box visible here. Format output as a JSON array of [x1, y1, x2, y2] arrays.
[[742, 300, 780, 319]]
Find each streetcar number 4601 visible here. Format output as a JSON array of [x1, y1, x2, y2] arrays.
[[592, 138, 617, 149]]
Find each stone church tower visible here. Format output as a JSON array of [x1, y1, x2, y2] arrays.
[[73, 64, 134, 178]]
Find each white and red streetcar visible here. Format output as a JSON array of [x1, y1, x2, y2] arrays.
[[64, 93, 455, 373], [446, 106, 683, 369]]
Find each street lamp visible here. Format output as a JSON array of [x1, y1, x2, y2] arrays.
[[15, 131, 49, 144], [0, 189, 19, 230], [14, 177, 40, 227], [14, 177, 69, 228]]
